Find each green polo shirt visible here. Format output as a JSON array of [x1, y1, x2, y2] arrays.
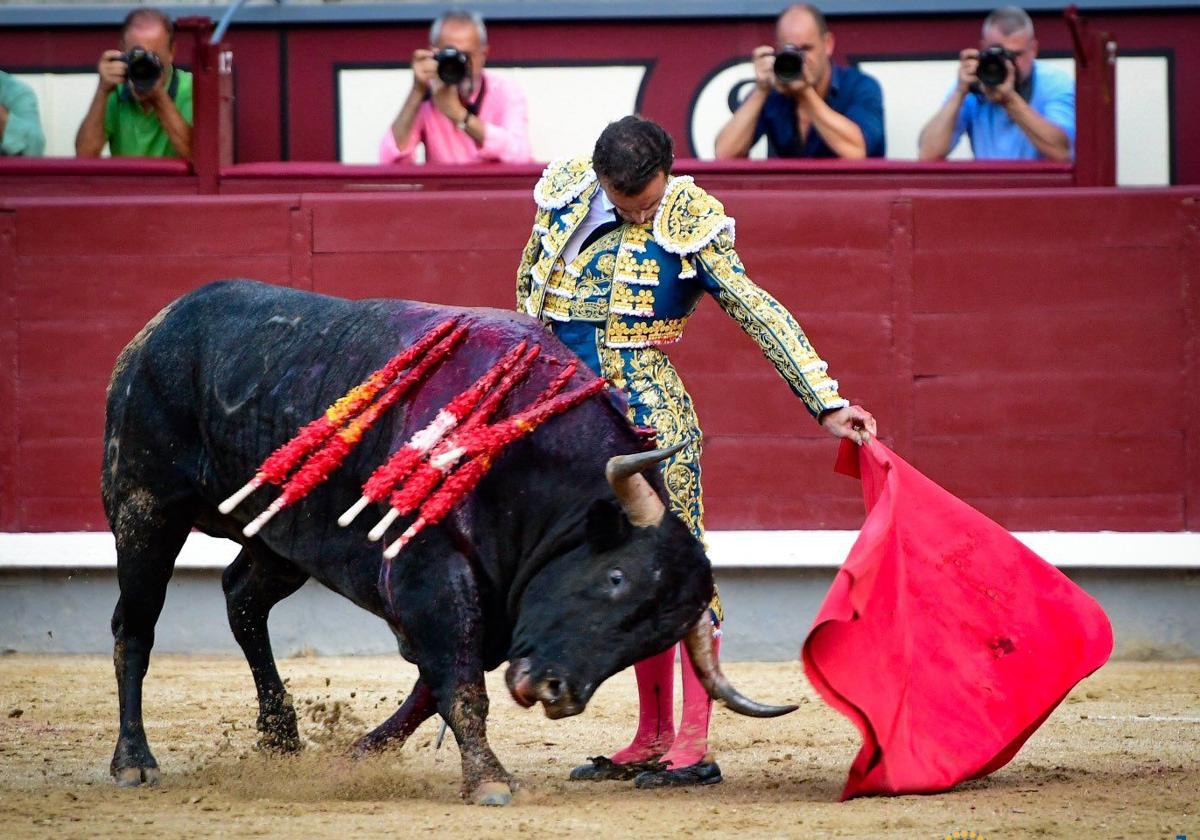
[[103, 67, 192, 158]]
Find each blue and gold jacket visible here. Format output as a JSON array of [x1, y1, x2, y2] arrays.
[[515, 157, 847, 419]]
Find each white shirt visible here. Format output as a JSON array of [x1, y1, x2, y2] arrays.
[[560, 187, 618, 265]]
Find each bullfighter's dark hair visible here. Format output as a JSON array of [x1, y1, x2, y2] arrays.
[[121, 7, 175, 47], [592, 116, 675, 197]]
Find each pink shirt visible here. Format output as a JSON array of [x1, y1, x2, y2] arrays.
[[379, 71, 532, 164]]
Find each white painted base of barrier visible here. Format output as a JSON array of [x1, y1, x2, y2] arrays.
[[2, 529, 1197, 570]]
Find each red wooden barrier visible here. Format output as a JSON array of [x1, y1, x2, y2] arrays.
[[1, 186, 1196, 534]]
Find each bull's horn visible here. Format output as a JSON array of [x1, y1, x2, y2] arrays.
[[683, 616, 799, 718], [605, 440, 689, 527]]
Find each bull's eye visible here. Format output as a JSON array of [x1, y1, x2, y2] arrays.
[[608, 569, 625, 588]]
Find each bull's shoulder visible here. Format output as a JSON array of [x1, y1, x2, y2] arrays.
[[533, 157, 596, 211]]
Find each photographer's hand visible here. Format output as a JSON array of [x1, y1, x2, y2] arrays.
[[752, 46, 775, 92], [957, 48, 980, 94], [76, 49, 125, 156], [998, 76, 1072, 161], [411, 49, 437, 90], [984, 60, 1017, 105], [430, 81, 485, 148], [430, 81, 464, 120], [145, 68, 192, 159], [98, 50, 126, 94], [796, 84, 867, 159], [918, 50, 974, 160], [713, 49, 773, 158]]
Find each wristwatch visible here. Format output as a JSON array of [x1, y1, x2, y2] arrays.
[[456, 112, 470, 132]]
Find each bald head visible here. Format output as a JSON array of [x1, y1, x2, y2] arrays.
[[777, 3, 828, 40]]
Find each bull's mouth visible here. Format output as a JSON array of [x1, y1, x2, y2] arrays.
[[505, 658, 586, 719]]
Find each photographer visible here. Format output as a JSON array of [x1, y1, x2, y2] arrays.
[[380, 9, 531, 164], [1, 71, 46, 157], [714, 3, 884, 160], [918, 6, 1073, 161], [75, 8, 192, 159]]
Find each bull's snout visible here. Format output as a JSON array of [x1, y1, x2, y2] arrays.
[[504, 659, 585, 719], [505, 658, 537, 708]]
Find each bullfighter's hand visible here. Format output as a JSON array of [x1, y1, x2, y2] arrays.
[[820, 405, 877, 446]]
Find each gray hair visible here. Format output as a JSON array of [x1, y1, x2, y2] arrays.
[[982, 6, 1034, 38], [430, 9, 487, 46]]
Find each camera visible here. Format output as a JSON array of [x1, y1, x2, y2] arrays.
[[975, 45, 1016, 88], [435, 47, 471, 86], [120, 46, 163, 95], [772, 45, 808, 84]]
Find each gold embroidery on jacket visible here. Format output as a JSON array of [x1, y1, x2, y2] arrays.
[[610, 281, 656, 317], [598, 339, 720, 619], [614, 251, 661, 286], [605, 317, 687, 348], [652, 176, 735, 256], [698, 230, 846, 416], [533, 157, 596, 210], [624, 349, 705, 541]]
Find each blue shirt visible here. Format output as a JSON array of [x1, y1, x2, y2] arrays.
[[753, 64, 886, 158], [948, 62, 1075, 160]]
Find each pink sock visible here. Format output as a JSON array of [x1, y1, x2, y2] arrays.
[[609, 645, 676, 764], [659, 629, 719, 769]]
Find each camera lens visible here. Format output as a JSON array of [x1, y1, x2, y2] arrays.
[[436, 48, 469, 86], [976, 48, 1009, 88], [773, 47, 805, 84], [124, 46, 163, 94]]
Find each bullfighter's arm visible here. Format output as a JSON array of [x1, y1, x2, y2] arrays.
[[695, 229, 849, 419], [515, 209, 549, 312]]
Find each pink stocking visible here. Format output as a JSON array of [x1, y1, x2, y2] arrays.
[[659, 628, 719, 769], [608, 645, 676, 764]]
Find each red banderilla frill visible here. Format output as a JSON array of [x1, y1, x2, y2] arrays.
[[365, 346, 544, 541], [218, 317, 458, 515], [241, 326, 467, 537], [338, 340, 530, 528], [380, 373, 604, 561]]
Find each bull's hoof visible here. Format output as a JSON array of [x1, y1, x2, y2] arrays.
[[113, 765, 161, 787], [256, 731, 303, 754], [470, 781, 513, 806], [349, 733, 389, 760]]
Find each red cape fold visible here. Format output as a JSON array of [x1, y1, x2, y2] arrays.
[[803, 439, 1113, 799]]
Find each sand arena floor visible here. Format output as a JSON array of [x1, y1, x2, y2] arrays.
[[0, 654, 1196, 839]]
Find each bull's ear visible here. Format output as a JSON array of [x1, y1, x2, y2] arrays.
[[586, 499, 633, 552]]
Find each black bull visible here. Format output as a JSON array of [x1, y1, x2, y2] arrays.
[[101, 280, 793, 805]]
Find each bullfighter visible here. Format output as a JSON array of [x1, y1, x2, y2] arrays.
[[515, 115, 876, 787]]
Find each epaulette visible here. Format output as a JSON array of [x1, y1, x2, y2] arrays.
[[533, 157, 597, 211], [651, 176, 736, 256]]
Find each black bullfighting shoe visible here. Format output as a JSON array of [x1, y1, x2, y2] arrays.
[[633, 759, 723, 788], [568, 755, 667, 781]]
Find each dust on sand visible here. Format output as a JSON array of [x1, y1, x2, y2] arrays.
[[0, 655, 1195, 839]]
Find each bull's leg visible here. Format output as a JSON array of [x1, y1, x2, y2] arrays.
[[221, 546, 309, 752], [110, 499, 192, 787], [436, 673, 514, 805], [394, 550, 514, 806], [350, 676, 436, 757]]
